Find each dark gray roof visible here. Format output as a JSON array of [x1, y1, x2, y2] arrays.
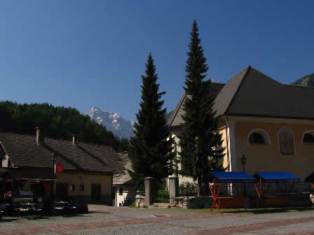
[[113, 153, 133, 185], [170, 66, 314, 127], [1, 168, 55, 180], [223, 66, 314, 119], [213, 67, 251, 117], [0, 133, 119, 174], [168, 82, 224, 127]]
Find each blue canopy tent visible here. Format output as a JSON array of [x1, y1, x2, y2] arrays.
[[254, 172, 304, 207], [208, 171, 255, 208], [209, 171, 255, 183], [255, 172, 300, 182]]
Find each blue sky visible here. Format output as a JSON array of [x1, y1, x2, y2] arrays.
[[0, 0, 314, 121]]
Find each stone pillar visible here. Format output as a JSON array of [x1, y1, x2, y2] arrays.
[[144, 177, 153, 205], [168, 176, 178, 206]]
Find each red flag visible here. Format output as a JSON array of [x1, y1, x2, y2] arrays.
[[54, 162, 64, 174]]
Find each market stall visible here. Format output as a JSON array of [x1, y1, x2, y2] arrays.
[[208, 171, 255, 208], [254, 171, 301, 207]]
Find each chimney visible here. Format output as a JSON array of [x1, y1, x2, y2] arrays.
[[35, 127, 44, 145], [72, 136, 76, 145]]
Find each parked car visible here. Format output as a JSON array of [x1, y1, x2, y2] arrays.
[[0, 202, 9, 217], [52, 197, 88, 214], [53, 200, 78, 214], [12, 190, 34, 213], [11, 190, 44, 213], [0, 207, 4, 218]]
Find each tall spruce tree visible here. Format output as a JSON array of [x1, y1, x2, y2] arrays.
[[180, 21, 216, 196], [129, 54, 173, 185], [203, 82, 225, 171], [209, 124, 225, 171]]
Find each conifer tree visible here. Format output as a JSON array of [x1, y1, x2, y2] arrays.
[[129, 54, 173, 184], [202, 82, 225, 171], [209, 129, 225, 170], [180, 21, 216, 196]]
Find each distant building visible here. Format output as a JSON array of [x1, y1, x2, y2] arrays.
[[0, 129, 119, 204], [169, 66, 314, 183], [113, 153, 136, 207]]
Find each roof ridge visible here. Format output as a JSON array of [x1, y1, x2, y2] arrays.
[[168, 81, 225, 127], [0, 131, 113, 150], [168, 92, 186, 127], [248, 66, 282, 85], [224, 66, 252, 114]]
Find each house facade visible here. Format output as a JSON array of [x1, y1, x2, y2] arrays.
[[169, 66, 314, 183], [112, 153, 136, 207], [0, 129, 119, 204]]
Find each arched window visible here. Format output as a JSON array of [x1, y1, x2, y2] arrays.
[[303, 131, 314, 144], [278, 127, 294, 155], [248, 129, 269, 145]]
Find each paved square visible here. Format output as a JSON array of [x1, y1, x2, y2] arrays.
[[0, 205, 314, 234]]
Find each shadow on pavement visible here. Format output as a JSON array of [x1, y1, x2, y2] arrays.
[[0, 217, 18, 223], [221, 206, 314, 214], [0, 212, 89, 222]]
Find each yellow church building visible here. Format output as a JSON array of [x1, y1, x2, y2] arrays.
[[169, 66, 314, 182]]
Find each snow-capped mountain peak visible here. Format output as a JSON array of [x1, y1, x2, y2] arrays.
[[88, 107, 133, 139]]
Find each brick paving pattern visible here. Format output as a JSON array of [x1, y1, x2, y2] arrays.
[[0, 205, 313, 234]]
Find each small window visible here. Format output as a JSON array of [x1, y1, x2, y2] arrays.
[[248, 130, 269, 145], [303, 131, 314, 144], [278, 127, 294, 155], [69, 184, 75, 192], [79, 184, 85, 192]]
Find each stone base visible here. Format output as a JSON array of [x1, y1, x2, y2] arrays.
[[135, 195, 145, 208], [174, 196, 212, 209]]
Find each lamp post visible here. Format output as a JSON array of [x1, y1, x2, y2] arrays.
[[240, 154, 248, 199], [240, 154, 247, 172]]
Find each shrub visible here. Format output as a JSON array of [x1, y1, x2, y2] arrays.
[[179, 182, 197, 196], [155, 188, 169, 203]]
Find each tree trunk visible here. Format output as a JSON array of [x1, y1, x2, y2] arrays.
[[197, 178, 201, 197], [197, 174, 209, 197]]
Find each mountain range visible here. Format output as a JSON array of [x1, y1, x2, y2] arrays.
[[88, 107, 133, 139], [292, 74, 314, 87]]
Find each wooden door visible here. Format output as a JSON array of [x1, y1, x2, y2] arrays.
[[91, 184, 101, 202]]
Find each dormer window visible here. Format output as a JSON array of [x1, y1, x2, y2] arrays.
[[248, 129, 270, 145]]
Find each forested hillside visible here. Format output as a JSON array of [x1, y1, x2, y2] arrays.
[[0, 101, 127, 151]]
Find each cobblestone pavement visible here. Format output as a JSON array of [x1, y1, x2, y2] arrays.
[[0, 205, 314, 235]]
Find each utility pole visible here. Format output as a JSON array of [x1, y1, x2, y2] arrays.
[[52, 153, 56, 200]]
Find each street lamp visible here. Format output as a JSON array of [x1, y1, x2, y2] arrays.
[[240, 154, 248, 199], [240, 154, 247, 172]]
